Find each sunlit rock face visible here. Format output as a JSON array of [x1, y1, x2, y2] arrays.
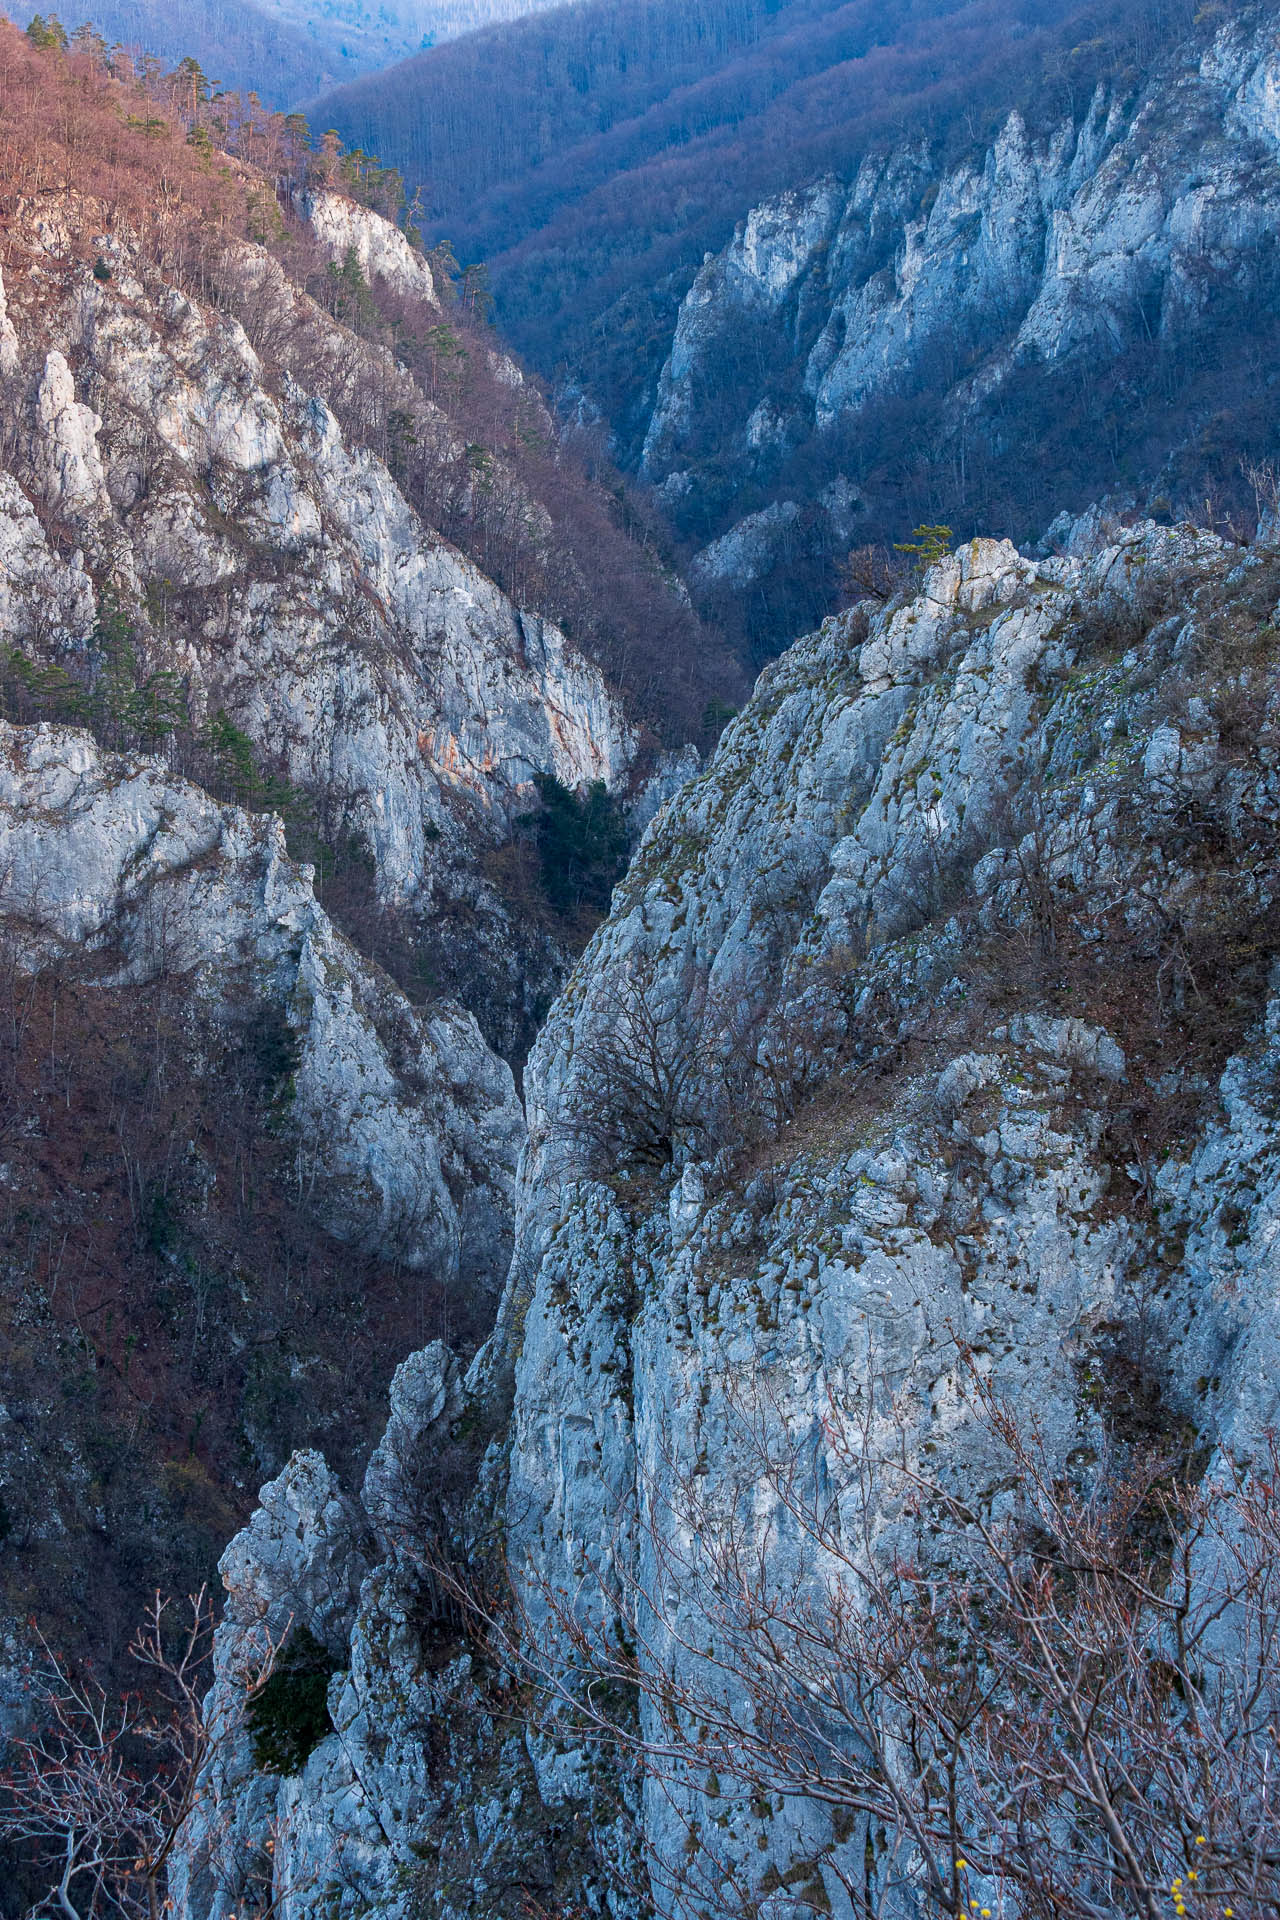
[[298, 189, 440, 306], [191, 512, 1280, 1917]]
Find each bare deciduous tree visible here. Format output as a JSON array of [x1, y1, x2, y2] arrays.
[[0, 1590, 288, 1920], [474, 1369, 1280, 1920], [840, 544, 908, 608], [567, 965, 715, 1174]]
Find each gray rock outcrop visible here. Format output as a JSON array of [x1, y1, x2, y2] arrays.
[[192, 515, 1280, 1916], [640, 7, 1280, 642], [0, 719, 523, 1278], [0, 189, 635, 1055], [300, 191, 440, 306]]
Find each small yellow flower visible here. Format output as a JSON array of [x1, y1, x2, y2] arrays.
[[1224, 1908, 1234, 1915], [1195, 1837, 1207, 1846], [981, 1908, 992, 1915], [1188, 1872, 1198, 1883], [970, 1901, 979, 1909], [955, 1859, 968, 1870]]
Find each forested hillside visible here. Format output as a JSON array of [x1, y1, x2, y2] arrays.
[[9, 0, 566, 104], [12, 0, 333, 98]]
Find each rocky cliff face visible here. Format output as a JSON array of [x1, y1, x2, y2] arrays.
[[641, 4, 1280, 658], [299, 190, 441, 306], [0, 169, 653, 1756], [0, 720, 522, 1277], [0, 189, 635, 1054], [7, 27, 1280, 1914], [190, 510, 1280, 1916]]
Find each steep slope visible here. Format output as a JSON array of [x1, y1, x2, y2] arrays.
[[184, 508, 1280, 1917], [308, 0, 1129, 470], [0, 201, 633, 1054], [312, 0, 1280, 668], [0, 21, 727, 1055], [0, 723, 521, 1274], [12, 0, 341, 101], [0, 28, 724, 776], [0, 21, 699, 1762], [0, 717, 524, 1744], [305, 0, 867, 211]]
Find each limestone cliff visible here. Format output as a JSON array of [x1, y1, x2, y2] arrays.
[[642, 4, 1280, 655], [0, 190, 635, 1053], [188, 512, 1280, 1916], [0, 143, 653, 1752], [0, 720, 522, 1277], [6, 24, 1280, 1914]]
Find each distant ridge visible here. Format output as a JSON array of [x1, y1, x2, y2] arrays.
[[8, 0, 570, 106], [302, 0, 1164, 405]]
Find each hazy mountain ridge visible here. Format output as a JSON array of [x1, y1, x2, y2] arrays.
[[9, 0, 566, 104]]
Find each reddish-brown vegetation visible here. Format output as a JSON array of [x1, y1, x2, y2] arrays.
[[0, 19, 740, 741], [0, 1590, 288, 1920], [0, 944, 462, 1671], [0, 26, 257, 288]]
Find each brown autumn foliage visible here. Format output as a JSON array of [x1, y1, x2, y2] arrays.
[[0, 939, 469, 1671], [304, 0, 1274, 670], [0, 19, 740, 746], [0, 25, 701, 1839], [0, 26, 256, 290]]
